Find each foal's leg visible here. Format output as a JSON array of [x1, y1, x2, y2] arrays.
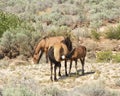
[[65, 60, 68, 76], [69, 60, 72, 76], [80, 57, 85, 75], [45, 50, 49, 63], [75, 59, 78, 75]]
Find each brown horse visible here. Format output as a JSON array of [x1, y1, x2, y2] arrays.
[[33, 36, 65, 64], [48, 37, 73, 81], [66, 45, 86, 76]]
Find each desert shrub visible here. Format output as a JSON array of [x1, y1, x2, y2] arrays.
[[88, 0, 120, 28], [2, 86, 35, 96], [52, 4, 79, 15], [40, 86, 63, 96], [105, 25, 120, 40], [96, 51, 112, 62], [40, 12, 63, 25], [112, 53, 120, 63], [72, 27, 91, 38], [91, 29, 100, 40], [0, 10, 21, 37], [0, 22, 43, 58], [72, 80, 109, 96], [45, 25, 73, 36], [71, 80, 120, 96], [115, 79, 120, 87]]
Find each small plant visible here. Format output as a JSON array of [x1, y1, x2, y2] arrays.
[[112, 53, 120, 63], [0, 10, 21, 37], [73, 80, 107, 96], [40, 86, 61, 96], [2, 86, 35, 96], [115, 79, 120, 87], [91, 29, 100, 40], [105, 25, 120, 40], [96, 51, 112, 62]]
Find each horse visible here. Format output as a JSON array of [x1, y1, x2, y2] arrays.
[[33, 36, 65, 64], [48, 37, 73, 81], [66, 45, 86, 76]]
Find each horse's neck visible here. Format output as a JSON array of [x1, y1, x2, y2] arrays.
[[34, 40, 45, 54]]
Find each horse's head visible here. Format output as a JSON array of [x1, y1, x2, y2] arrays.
[[32, 53, 39, 64], [32, 38, 47, 64], [61, 36, 72, 52]]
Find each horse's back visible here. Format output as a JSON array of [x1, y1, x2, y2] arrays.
[[45, 36, 64, 48], [77, 45, 86, 57]]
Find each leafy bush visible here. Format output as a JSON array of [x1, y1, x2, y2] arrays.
[[88, 0, 120, 28], [96, 51, 112, 62], [52, 4, 79, 15], [72, 27, 91, 38], [0, 10, 21, 37], [0, 22, 43, 58], [45, 25, 74, 37], [97, 51, 120, 63], [105, 25, 120, 40], [112, 53, 120, 63], [91, 29, 100, 40]]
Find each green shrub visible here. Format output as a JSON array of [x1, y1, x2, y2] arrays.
[[0, 10, 21, 37], [91, 29, 100, 40], [112, 53, 120, 63], [105, 25, 120, 40], [96, 51, 112, 62], [0, 22, 43, 58]]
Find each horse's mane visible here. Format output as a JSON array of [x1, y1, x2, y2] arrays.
[[61, 37, 72, 52]]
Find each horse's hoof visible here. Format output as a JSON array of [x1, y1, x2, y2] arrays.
[[59, 74, 61, 77], [69, 74, 71, 77], [50, 77, 53, 81], [54, 78, 58, 81], [82, 72, 84, 75], [66, 74, 68, 77]]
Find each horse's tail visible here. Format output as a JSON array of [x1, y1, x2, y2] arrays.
[[48, 46, 61, 67]]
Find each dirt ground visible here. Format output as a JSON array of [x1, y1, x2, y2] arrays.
[[0, 58, 120, 92]]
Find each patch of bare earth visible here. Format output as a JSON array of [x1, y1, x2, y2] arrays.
[[0, 58, 120, 92]]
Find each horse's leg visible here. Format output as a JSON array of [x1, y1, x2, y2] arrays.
[[45, 50, 49, 63], [38, 50, 44, 63], [65, 60, 68, 76], [50, 61, 53, 81], [58, 62, 61, 77], [69, 60, 72, 76], [75, 59, 78, 75], [80, 57, 85, 75], [54, 64, 57, 81]]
